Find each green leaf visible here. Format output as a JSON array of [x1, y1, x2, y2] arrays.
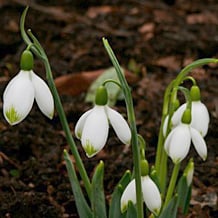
[[109, 170, 132, 218], [159, 195, 178, 218], [177, 175, 192, 214], [91, 161, 107, 218], [85, 67, 124, 106], [63, 150, 92, 217], [126, 201, 137, 218]]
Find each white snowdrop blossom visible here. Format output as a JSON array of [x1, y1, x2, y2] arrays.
[[75, 105, 131, 158], [172, 101, 209, 137], [164, 123, 207, 164], [3, 70, 54, 125], [120, 176, 161, 216]]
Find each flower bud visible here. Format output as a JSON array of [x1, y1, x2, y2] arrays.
[[181, 108, 191, 124], [20, 50, 34, 71], [95, 86, 108, 105], [190, 85, 201, 101], [141, 160, 149, 176]]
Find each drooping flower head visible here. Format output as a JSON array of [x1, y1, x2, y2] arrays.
[[3, 50, 54, 125], [75, 85, 131, 157], [164, 108, 207, 164], [172, 85, 209, 137], [120, 161, 161, 216]]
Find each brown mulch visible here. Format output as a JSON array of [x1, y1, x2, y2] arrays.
[[0, 0, 217, 217]]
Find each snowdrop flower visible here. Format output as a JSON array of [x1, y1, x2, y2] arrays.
[[75, 86, 131, 158], [172, 85, 209, 137], [120, 175, 161, 216], [164, 109, 207, 164], [3, 50, 54, 125]]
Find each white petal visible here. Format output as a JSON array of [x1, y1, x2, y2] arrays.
[[81, 106, 109, 157], [164, 128, 174, 155], [190, 127, 207, 160], [171, 103, 186, 126], [30, 71, 54, 119], [106, 106, 131, 145], [167, 124, 191, 163], [120, 179, 136, 213], [172, 101, 210, 137], [142, 176, 161, 216], [75, 109, 93, 139], [191, 101, 209, 137], [3, 70, 34, 125]]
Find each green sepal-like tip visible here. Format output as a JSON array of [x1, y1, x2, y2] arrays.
[[190, 85, 201, 101], [140, 159, 149, 176], [173, 98, 180, 111], [20, 50, 34, 71], [84, 142, 97, 158], [182, 108, 192, 124], [95, 85, 108, 105]]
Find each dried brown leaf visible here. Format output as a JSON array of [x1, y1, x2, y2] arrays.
[[55, 69, 138, 96]]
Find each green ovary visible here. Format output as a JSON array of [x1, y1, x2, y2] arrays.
[[5, 106, 21, 124], [84, 140, 97, 157]]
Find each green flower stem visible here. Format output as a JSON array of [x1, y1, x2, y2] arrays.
[[177, 86, 192, 110], [158, 151, 168, 194], [103, 38, 143, 218], [164, 163, 180, 208], [44, 59, 92, 199], [155, 80, 175, 194], [155, 58, 218, 195], [102, 79, 122, 88], [174, 58, 218, 87], [155, 80, 175, 174], [20, 7, 91, 199]]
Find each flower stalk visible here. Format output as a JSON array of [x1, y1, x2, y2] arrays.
[[103, 38, 143, 218], [20, 7, 91, 199], [155, 58, 218, 196], [164, 163, 180, 208]]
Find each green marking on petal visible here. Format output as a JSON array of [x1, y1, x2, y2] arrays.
[[5, 106, 21, 125], [153, 208, 160, 216], [84, 140, 98, 158], [48, 110, 54, 119], [121, 203, 128, 213], [76, 130, 82, 139]]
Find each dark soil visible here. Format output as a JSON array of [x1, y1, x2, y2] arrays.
[[0, 0, 217, 217]]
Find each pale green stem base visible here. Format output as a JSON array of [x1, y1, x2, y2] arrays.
[[164, 163, 180, 208]]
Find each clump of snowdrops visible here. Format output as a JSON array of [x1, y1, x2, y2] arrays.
[[3, 7, 218, 218]]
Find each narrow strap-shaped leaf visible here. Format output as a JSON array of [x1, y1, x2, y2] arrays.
[[159, 195, 178, 218], [177, 175, 192, 214], [126, 201, 137, 218], [91, 161, 107, 218], [64, 150, 92, 217], [109, 170, 132, 218]]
